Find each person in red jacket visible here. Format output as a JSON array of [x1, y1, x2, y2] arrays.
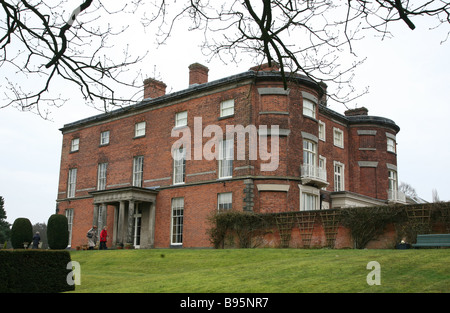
[[99, 226, 108, 250]]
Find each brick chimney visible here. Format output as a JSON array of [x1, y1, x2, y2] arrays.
[[318, 81, 327, 106], [143, 78, 166, 99], [189, 63, 209, 86], [344, 107, 369, 116], [249, 61, 280, 72]]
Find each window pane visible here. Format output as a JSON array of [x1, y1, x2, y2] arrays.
[[218, 192, 232, 211], [176, 111, 188, 127], [301, 193, 317, 211], [387, 138, 396, 153], [173, 148, 186, 184], [303, 140, 316, 167], [171, 198, 184, 244], [71, 138, 79, 152], [219, 139, 233, 178], [97, 163, 107, 190], [100, 131, 110, 145], [334, 129, 343, 148], [135, 122, 146, 137], [319, 122, 325, 141], [303, 99, 315, 118], [66, 209, 74, 246], [220, 99, 235, 117], [334, 164, 343, 191], [133, 156, 144, 187], [68, 168, 77, 198]]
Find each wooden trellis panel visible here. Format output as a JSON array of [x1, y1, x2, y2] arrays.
[[296, 211, 316, 248], [440, 207, 450, 233], [275, 213, 296, 248], [406, 205, 432, 234], [320, 210, 341, 248]]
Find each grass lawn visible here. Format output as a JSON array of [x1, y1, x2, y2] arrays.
[[68, 248, 450, 293]]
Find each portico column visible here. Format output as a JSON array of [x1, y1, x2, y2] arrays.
[[117, 201, 125, 244], [126, 200, 135, 244], [92, 204, 99, 227], [113, 204, 118, 246], [148, 201, 156, 248]]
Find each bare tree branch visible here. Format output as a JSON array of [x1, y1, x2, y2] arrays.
[[1, 0, 450, 117]]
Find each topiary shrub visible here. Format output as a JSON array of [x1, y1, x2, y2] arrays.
[[47, 214, 69, 249], [10, 218, 33, 249]]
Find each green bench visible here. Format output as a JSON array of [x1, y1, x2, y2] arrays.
[[412, 234, 450, 248]]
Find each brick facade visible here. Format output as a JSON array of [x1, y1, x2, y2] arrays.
[[56, 63, 401, 249]]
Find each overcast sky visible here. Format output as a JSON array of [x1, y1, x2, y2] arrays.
[[1, 11, 449, 225]]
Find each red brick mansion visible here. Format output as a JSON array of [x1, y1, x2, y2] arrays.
[[56, 62, 402, 249]]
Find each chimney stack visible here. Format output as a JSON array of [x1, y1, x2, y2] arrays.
[[344, 107, 369, 116], [189, 63, 209, 86], [249, 61, 280, 72], [318, 81, 327, 106], [143, 78, 166, 99]]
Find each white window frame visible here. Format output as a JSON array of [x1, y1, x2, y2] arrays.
[[171, 198, 184, 245], [220, 99, 235, 117], [67, 168, 77, 198], [334, 161, 345, 192], [100, 131, 110, 146], [133, 156, 144, 187], [299, 185, 320, 211], [319, 155, 326, 171], [70, 138, 79, 152], [319, 155, 327, 189], [97, 163, 107, 190], [318, 121, 326, 141], [66, 208, 74, 247], [333, 128, 344, 148], [218, 192, 233, 211], [387, 138, 396, 153], [219, 138, 233, 178], [303, 99, 316, 119], [135, 122, 146, 137], [173, 147, 186, 184], [175, 111, 188, 127], [131, 205, 142, 249], [303, 139, 317, 168], [388, 170, 398, 192]]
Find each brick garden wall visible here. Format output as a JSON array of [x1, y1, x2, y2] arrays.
[[217, 202, 450, 249]]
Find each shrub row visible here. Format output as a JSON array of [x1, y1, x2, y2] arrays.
[[0, 250, 75, 293]]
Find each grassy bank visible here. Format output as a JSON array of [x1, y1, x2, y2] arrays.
[[69, 248, 450, 293]]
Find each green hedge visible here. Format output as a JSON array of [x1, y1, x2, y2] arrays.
[[47, 214, 69, 249], [0, 250, 75, 293]]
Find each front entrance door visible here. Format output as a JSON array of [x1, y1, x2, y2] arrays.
[[132, 205, 142, 249]]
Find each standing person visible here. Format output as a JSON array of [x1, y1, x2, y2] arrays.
[[87, 225, 97, 250], [32, 231, 40, 249], [99, 226, 108, 250]]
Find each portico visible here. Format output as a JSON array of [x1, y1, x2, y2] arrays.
[[90, 187, 158, 249]]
